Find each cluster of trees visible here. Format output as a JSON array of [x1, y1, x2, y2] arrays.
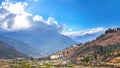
[[105, 28, 120, 34], [78, 44, 120, 63]]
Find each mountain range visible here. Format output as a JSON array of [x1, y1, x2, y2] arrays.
[[1, 27, 120, 61], [0, 27, 106, 58], [0, 28, 77, 57]]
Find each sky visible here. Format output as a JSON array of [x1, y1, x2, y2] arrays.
[[23, 0, 120, 30], [0, 0, 120, 32]]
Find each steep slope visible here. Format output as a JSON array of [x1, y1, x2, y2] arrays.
[[72, 28, 120, 61], [0, 34, 40, 57], [0, 41, 28, 59], [0, 29, 77, 57], [89, 28, 120, 46]]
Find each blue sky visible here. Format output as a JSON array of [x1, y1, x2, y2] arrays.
[[1, 0, 120, 31]]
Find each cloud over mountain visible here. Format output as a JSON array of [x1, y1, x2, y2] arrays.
[[0, 0, 63, 33], [0, 1, 76, 57], [63, 27, 106, 36], [0, 0, 107, 44], [62, 27, 106, 43]]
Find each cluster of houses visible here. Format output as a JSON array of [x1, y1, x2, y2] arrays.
[[50, 44, 79, 60], [50, 54, 64, 59], [50, 50, 71, 60]]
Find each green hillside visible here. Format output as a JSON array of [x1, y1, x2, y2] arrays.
[[0, 41, 28, 59]]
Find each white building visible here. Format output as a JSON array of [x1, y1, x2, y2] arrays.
[[50, 55, 60, 59]]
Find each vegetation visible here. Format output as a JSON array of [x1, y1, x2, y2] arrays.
[[0, 58, 117, 68], [74, 43, 120, 67], [0, 58, 78, 68]]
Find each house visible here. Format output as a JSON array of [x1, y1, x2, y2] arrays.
[[50, 55, 60, 59], [50, 54, 64, 60]]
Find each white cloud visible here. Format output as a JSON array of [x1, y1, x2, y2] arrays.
[[61, 27, 106, 43], [0, 8, 8, 21], [0, 0, 105, 35], [13, 15, 31, 30], [62, 27, 106, 36], [42, 16, 63, 33], [46, 17, 58, 25], [0, 1, 32, 30], [0, 0, 63, 32], [61, 24, 73, 32], [33, 15, 44, 22], [1, 1, 28, 14], [1, 13, 16, 30]]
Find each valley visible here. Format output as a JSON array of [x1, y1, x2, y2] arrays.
[[0, 0, 120, 68], [1, 28, 120, 68]]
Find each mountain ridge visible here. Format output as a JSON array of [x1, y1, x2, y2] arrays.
[[0, 29, 77, 57]]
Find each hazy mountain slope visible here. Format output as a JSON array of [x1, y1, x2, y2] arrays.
[[0, 41, 28, 59], [0, 29, 77, 57], [0, 34, 40, 57]]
